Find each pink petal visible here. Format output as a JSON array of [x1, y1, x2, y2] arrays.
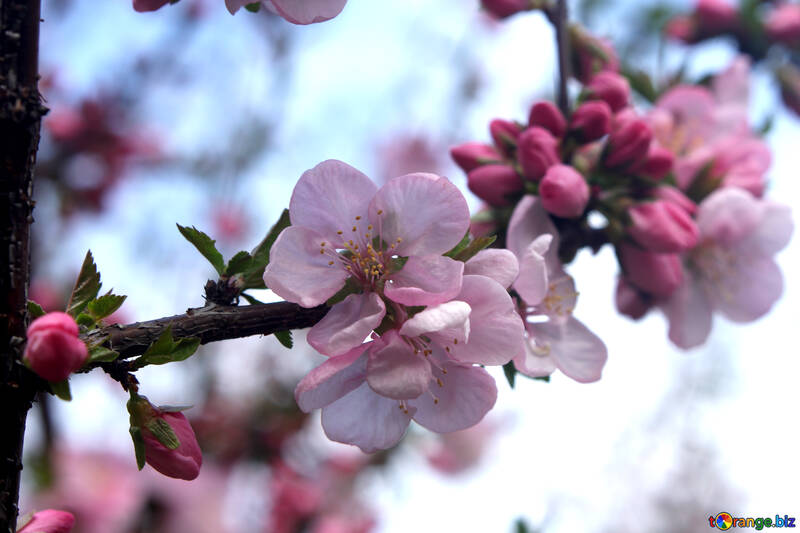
[[398, 301, 471, 342], [366, 330, 432, 400], [741, 201, 793, 256], [696, 187, 762, 247], [270, 0, 347, 25], [263, 226, 350, 307], [661, 275, 713, 349], [295, 345, 368, 412], [307, 293, 386, 356], [17, 510, 75, 533], [369, 174, 469, 257], [410, 363, 497, 433], [513, 340, 558, 378], [224, 0, 251, 14], [464, 249, 519, 289], [321, 383, 413, 452], [527, 317, 607, 383], [385, 255, 464, 306], [513, 234, 552, 305], [439, 275, 525, 366], [535, 271, 578, 323], [709, 256, 784, 323], [506, 195, 561, 273], [289, 160, 377, 247]]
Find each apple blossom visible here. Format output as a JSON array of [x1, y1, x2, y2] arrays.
[[528, 101, 567, 138], [618, 243, 684, 298], [467, 164, 522, 207], [489, 119, 522, 156], [450, 142, 502, 172], [766, 3, 800, 44], [585, 71, 630, 112], [538, 164, 590, 219], [225, 0, 347, 24], [23, 312, 88, 382], [16, 510, 75, 533], [517, 126, 560, 180], [569, 101, 612, 142], [627, 200, 699, 253]]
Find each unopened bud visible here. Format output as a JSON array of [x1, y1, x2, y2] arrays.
[[133, 0, 170, 12], [528, 101, 567, 138], [569, 101, 612, 142], [539, 164, 590, 218], [618, 244, 683, 298], [585, 71, 630, 112], [481, 0, 533, 19], [467, 164, 523, 207], [605, 116, 653, 168], [450, 142, 503, 172], [630, 145, 674, 180], [767, 3, 800, 44], [489, 119, 522, 156], [17, 510, 75, 533], [627, 200, 699, 254], [615, 277, 651, 320], [516, 126, 560, 180], [23, 312, 88, 382]]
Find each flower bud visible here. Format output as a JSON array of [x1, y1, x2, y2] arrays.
[[615, 277, 651, 320], [570, 25, 620, 83], [630, 145, 674, 180], [665, 15, 696, 42], [654, 186, 697, 216], [489, 119, 522, 156], [450, 142, 502, 173], [605, 117, 653, 168], [528, 101, 567, 138], [133, 0, 170, 12], [618, 244, 683, 298], [467, 164, 523, 207], [23, 312, 88, 382], [538, 164, 590, 218], [481, 0, 531, 19], [766, 3, 800, 44], [516, 126, 560, 180], [627, 200, 699, 253], [569, 101, 612, 142], [585, 71, 630, 112], [17, 510, 75, 533], [695, 0, 738, 34]]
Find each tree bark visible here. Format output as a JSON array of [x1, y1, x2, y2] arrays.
[[0, 0, 44, 530]]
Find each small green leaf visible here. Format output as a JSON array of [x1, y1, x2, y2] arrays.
[[176, 224, 226, 275], [245, 1, 260, 11], [274, 330, 293, 349], [326, 278, 360, 306], [134, 326, 201, 369], [240, 292, 264, 305], [129, 426, 146, 470], [88, 344, 119, 363], [145, 418, 181, 450], [503, 361, 517, 389], [50, 380, 72, 401], [27, 300, 46, 319], [67, 251, 102, 318], [87, 292, 127, 321], [444, 231, 471, 258], [453, 235, 497, 262], [225, 250, 254, 277], [533, 375, 550, 383], [76, 313, 96, 328], [249, 209, 291, 289]]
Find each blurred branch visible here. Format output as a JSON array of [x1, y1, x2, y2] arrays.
[[552, 0, 571, 114], [82, 302, 329, 362]]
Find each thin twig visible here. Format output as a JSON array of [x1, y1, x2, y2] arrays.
[[553, 0, 571, 116]]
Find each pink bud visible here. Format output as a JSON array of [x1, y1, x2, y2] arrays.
[[654, 186, 697, 215], [766, 3, 800, 44], [627, 201, 699, 253], [528, 101, 567, 138], [23, 312, 88, 382], [538, 164, 590, 218], [569, 101, 612, 142], [630, 145, 674, 180], [516, 126, 560, 180], [615, 277, 651, 320], [618, 244, 683, 298], [570, 26, 620, 83], [17, 510, 75, 533], [450, 142, 503, 172], [605, 117, 653, 168], [585, 71, 630, 112], [141, 408, 203, 480], [665, 15, 696, 42], [467, 164, 523, 207], [133, 0, 170, 12], [695, 0, 738, 33], [481, 0, 531, 19], [489, 119, 522, 156]]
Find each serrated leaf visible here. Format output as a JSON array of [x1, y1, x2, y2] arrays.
[[453, 235, 497, 262], [249, 209, 291, 289], [225, 250, 254, 277], [503, 361, 517, 389], [88, 344, 119, 363], [274, 330, 293, 349], [67, 251, 102, 318], [76, 313, 95, 328], [129, 426, 146, 470], [240, 292, 264, 305], [50, 380, 71, 401], [176, 224, 226, 275], [27, 300, 46, 319], [88, 292, 127, 320], [145, 418, 181, 450], [134, 326, 201, 369], [444, 231, 470, 258]]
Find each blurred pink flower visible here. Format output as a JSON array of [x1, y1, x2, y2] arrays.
[[17, 510, 75, 533], [226, 0, 347, 24]]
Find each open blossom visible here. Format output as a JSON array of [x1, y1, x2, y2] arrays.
[[24, 312, 88, 382], [506, 196, 607, 382], [662, 188, 793, 349], [225, 0, 347, 24], [264, 160, 469, 357]]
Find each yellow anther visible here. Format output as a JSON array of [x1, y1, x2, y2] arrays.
[[320, 242, 326, 246], [349, 240, 354, 246], [352, 226, 357, 232], [442, 368, 447, 375], [355, 216, 362, 220], [328, 261, 334, 266], [337, 230, 343, 235], [445, 346, 450, 352], [367, 225, 373, 230], [320, 250, 325, 254], [436, 378, 443, 387], [390, 244, 396, 249], [434, 398, 439, 405], [354, 244, 359, 250], [377, 209, 383, 215], [365, 233, 370, 239], [453, 338, 458, 344], [396, 237, 403, 243]]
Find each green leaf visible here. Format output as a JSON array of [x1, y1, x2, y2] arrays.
[[129, 426, 146, 470], [444, 231, 470, 258], [624, 68, 658, 103], [325, 278, 360, 306], [145, 418, 181, 450], [224, 250, 254, 277], [533, 375, 551, 383], [249, 209, 291, 289], [503, 361, 517, 389], [87, 292, 127, 321], [134, 326, 201, 369], [245, 1, 260, 11], [274, 330, 293, 349], [27, 300, 46, 319], [76, 313, 96, 328], [240, 292, 264, 305], [88, 344, 119, 364], [453, 235, 497, 262], [66, 251, 102, 318], [50, 380, 72, 401], [176, 224, 226, 275]]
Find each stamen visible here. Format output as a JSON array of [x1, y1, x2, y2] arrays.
[[377, 209, 383, 215], [355, 216, 361, 220], [436, 378, 443, 387]]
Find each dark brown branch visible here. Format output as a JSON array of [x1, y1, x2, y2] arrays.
[[83, 302, 329, 362], [553, 0, 570, 116]]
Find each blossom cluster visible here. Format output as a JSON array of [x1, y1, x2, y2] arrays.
[[134, 0, 347, 25]]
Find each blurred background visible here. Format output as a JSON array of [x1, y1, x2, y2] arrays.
[[21, 0, 799, 531]]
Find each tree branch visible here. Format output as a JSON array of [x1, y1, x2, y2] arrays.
[[553, 0, 570, 116]]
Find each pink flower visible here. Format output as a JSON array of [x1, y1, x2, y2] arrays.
[[489, 119, 522, 156], [654, 186, 698, 215], [17, 510, 75, 533], [225, 0, 347, 24], [481, 0, 531, 19], [662, 188, 793, 348], [618, 244, 683, 298], [665, 15, 696, 42], [516, 126, 560, 180], [450, 142, 502, 173], [585, 71, 630, 112], [627, 200, 699, 253], [467, 164, 523, 207], [23, 312, 88, 382], [604, 116, 652, 168], [767, 3, 800, 44], [132, 0, 170, 12], [426, 418, 497, 475], [528, 101, 567, 138], [538, 164, 590, 219], [695, 0, 738, 33], [505, 196, 607, 382], [569, 101, 612, 142], [630, 145, 674, 180], [264, 160, 469, 356], [615, 277, 651, 320]]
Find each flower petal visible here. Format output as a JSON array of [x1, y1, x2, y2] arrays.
[[661, 274, 713, 349], [741, 201, 793, 256], [513, 340, 558, 378], [289, 160, 377, 246], [534, 271, 578, 323], [398, 301, 471, 342], [369, 174, 469, 256], [263, 226, 350, 307], [507, 195, 559, 267], [410, 363, 497, 433], [697, 187, 762, 247], [295, 346, 368, 412], [307, 293, 386, 356], [464, 249, 519, 289], [366, 330, 432, 400], [385, 255, 464, 306], [527, 317, 607, 383], [321, 382, 413, 452], [513, 234, 552, 305], [270, 0, 347, 25], [224, 0, 250, 14], [710, 256, 784, 323]]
